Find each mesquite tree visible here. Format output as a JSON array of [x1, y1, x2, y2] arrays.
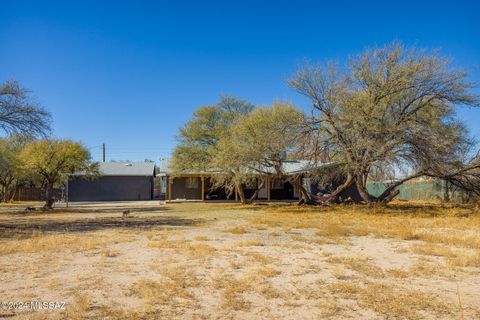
[[172, 96, 255, 173], [289, 42, 480, 203], [0, 81, 51, 136], [213, 102, 311, 203], [0, 136, 31, 202], [171, 96, 255, 202], [20, 139, 98, 209]]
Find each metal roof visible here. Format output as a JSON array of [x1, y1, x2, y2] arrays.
[[168, 160, 335, 176], [95, 162, 155, 176], [280, 160, 335, 174], [254, 160, 336, 175]]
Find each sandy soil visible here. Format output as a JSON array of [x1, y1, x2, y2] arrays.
[[0, 201, 479, 319]]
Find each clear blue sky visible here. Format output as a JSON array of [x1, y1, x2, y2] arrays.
[[1, 0, 479, 163]]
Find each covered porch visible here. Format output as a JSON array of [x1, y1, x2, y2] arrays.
[[166, 174, 300, 202]]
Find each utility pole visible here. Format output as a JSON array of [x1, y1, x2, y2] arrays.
[[102, 143, 106, 162]]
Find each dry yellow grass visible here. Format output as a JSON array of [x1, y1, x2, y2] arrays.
[[148, 235, 216, 259], [130, 266, 200, 310], [213, 264, 282, 311], [1, 201, 479, 319], [327, 281, 362, 295], [326, 256, 385, 278], [224, 226, 247, 234], [326, 279, 456, 319], [63, 293, 92, 320], [100, 248, 120, 257], [235, 239, 264, 247], [0, 230, 134, 255], [213, 274, 252, 310], [249, 201, 480, 252], [358, 283, 454, 319], [411, 243, 480, 268], [245, 252, 276, 265], [387, 268, 410, 279]]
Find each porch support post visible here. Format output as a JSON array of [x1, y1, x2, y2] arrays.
[[168, 176, 172, 202], [201, 175, 205, 201], [267, 175, 271, 201]]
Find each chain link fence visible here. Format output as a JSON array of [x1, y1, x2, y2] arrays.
[[367, 179, 472, 203]]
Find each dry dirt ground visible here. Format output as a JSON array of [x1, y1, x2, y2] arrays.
[[0, 201, 479, 319]]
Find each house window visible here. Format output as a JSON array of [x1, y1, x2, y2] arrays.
[[185, 177, 199, 189], [271, 178, 284, 189]]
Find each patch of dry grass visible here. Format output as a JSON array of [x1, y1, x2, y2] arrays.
[[0, 231, 134, 255], [63, 293, 92, 320], [447, 251, 480, 268], [411, 244, 480, 269], [326, 279, 456, 319], [317, 297, 343, 317], [327, 281, 362, 295], [224, 226, 247, 234], [408, 258, 448, 277], [255, 283, 285, 299], [213, 264, 283, 311], [411, 243, 457, 257], [326, 256, 384, 278], [245, 252, 276, 265], [235, 239, 264, 247], [387, 268, 410, 278], [358, 283, 455, 319], [213, 274, 252, 311], [130, 266, 200, 310], [148, 235, 216, 259], [250, 201, 480, 253], [100, 248, 120, 257]]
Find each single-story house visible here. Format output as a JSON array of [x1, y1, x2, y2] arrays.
[[68, 162, 156, 201], [165, 160, 361, 202]]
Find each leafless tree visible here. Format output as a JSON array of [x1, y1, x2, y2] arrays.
[[0, 80, 51, 137], [289, 42, 480, 204]]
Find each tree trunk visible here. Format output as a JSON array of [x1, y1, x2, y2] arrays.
[[247, 178, 265, 203], [444, 180, 450, 202], [0, 176, 15, 202], [331, 173, 354, 197], [355, 176, 372, 204], [8, 184, 19, 202], [376, 172, 424, 203], [235, 182, 247, 204], [44, 181, 55, 210], [288, 176, 313, 204], [0, 184, 5, 202]]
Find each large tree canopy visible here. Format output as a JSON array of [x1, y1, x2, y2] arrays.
[[20, 139, 98, 209], [289, 42, 480, 203], [172, 96, 255, 172], [0, 80, 51, 137], [213, 102, 309, 203], [0, 136, 32, 202]]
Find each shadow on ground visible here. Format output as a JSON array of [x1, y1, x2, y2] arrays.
[[0, 214, 203, 238], [0, 205, 171, 216]]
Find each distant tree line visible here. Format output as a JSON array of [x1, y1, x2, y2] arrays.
[[172, 42, 480, 205]]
